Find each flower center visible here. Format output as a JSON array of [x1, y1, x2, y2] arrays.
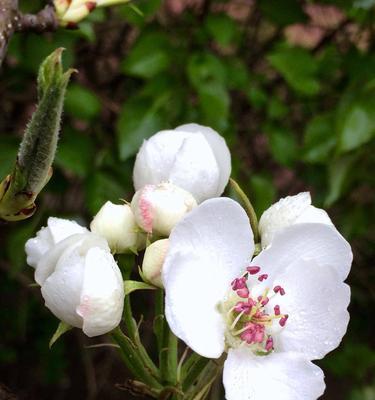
[[220, 265, 288, 354]]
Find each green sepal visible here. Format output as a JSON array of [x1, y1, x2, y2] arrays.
[[49, 321, 72, 348], [124, 280, 157, 295]]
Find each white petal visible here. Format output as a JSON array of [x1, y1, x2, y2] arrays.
[[35, 234, 85, 285], [252, 223, 352, 281], [164, 251, 228, 358], [270, 258, 350, 360], [79, 247, 124, 337], [163, 198, 254, 358], [25, 217, 87, 268], [41, 233, 109, 328], [41, 240, 87, 328], [133, 129, 192, 190], [176, 123, 231, 195], [223, 348, 325, 400], [168, 134, 220, 203], [259, 193, 333, 248]]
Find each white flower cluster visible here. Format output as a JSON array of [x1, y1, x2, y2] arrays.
[[25, 122, 352, 400], [25, 123, 230, 335]]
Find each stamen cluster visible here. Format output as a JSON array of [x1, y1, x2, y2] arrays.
[[228, 266, 288, 353]]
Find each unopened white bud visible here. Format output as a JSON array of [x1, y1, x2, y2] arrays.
[[142, 239, 169, 288], [131, 183, 197, 237], [90, 201, 145, 254]]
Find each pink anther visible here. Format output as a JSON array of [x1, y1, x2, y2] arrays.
[[247, 266, 261, 275]]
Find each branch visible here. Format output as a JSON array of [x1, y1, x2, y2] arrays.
[[0, 1, 58, 67]]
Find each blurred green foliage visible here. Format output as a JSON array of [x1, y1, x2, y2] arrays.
[[0, 0, 374, 398]]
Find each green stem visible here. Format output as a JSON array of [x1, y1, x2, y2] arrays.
[[229, 178, 260, 243], [123, 294, 160, 381], [184, 358, 224, 400], [182, 353, 211, 392], [157, 290, 178, 387], [111, 327, 163, 393]]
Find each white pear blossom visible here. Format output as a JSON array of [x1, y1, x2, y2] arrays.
[[142, 239, 169, 288], [259, 192, 333, 248], [25, 218, 124, 337], [162, 197, 352, 400], [90, 201, 146, 253], [133, 123, 231, 203], [131, 182, 197, 236]]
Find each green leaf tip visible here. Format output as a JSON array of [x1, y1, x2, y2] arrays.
[[0, 48, 74, 222], [49, 321, 72, 349]]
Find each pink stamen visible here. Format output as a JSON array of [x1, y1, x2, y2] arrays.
[[247, 266, 261, 275], [279, 315, 289, 327], [273, 285, 286, 296], [274, 305, 281, 315], [237, 287, 250, 298], [240, 323, 265, 344], [231, 277, 247, 291], [265, 336, 274, 351], [258, 274, 268, 281]]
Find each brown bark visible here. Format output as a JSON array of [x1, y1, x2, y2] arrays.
[[0, 0, 58, 67]]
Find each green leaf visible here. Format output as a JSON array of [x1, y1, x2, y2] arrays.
[[85, 172, 125, 215], [49, 322, 72, 349], [55, 129, 94, 178], [268, 47, 321, 96], [325, 155, 357, 207], [337, 97, 375, 153], [246, 86, 268, 109], [122, 32, 171, 79], [303, 114, 337, 163], [267, 127, 298, 166], [187, 53, 227, 89], [205, 13, 239, 47], [267, 96, 289, 120], [225, 58, 250, 90], [124, 280, 156, 295], [259, 0, 306, 26], [197, 83, 230, 132], [116, 98, 165, 161], [65, 84, 101, 121], [249, 175, 276, 215]]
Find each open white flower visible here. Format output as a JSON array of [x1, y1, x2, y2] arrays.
[[26, 218, 124, 337], [133, 123, 231, 203], [259, 192, 333, 248], [162, 198, 352, 400]]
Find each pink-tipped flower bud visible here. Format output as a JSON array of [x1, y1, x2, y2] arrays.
[[90, 201, 146, 254], [131, 183, 197, 237], [142, 239, 169, 288]]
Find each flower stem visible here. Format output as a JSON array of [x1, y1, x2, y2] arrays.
[[111, 327, 163, 394], [229, 178, 260, 243]]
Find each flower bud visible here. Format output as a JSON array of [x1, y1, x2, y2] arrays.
[[25, 216, 88, 269], [90, 201, 145, 254], [259, 192, 334, 248], [142, 239, 169, 288], [131, 183, 197, 236], [133, 123, 231, 203], [26, 225, 124, 337]]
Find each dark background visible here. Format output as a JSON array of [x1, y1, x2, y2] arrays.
[[0, 0, 374, 399]]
